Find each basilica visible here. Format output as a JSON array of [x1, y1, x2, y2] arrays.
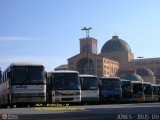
[[56, 35, 160, 84]]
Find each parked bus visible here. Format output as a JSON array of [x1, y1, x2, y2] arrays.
[[79, 74, 99, 104], [152, 84, 158, 102], [143, 82, 152, 102], [99, 77, 122, 103], [120, 79, 133, 102], [131, 81, 144, 102], [47, 70, 81, 103], [0, 62, 46, 108]]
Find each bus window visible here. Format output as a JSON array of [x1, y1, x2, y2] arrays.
[[132, 82, 144, 102], [29, 66, 46, 84], [121, 80, 133, 102], [12, 67, 28, 85], [100, 79, 121, 90], [143, 83, 152, 102], [54, 73, 80, 90], [81, 77, 98, 90], [133, 83, 143, 95]]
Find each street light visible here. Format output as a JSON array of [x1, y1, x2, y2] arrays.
[[81, 27, 92, 74], [137, 56, 143, 76]]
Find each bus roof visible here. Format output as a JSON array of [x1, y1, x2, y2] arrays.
[[9, 62, 43, 67], [131, 81, 143, 84], [120, 79, 131, 82], [79, 74, 97, 77], [99, 76, 120, 79], [49, 70, 79, 74], [151, 84, 157, 86], [120, 79, 132, 83], [143, 82, 152, 85]]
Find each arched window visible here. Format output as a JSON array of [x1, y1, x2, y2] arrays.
[[77, 58, 95, 75]]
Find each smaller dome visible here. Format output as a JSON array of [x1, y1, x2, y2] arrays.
[[121, 74, 143, 82], [136, 68, 154, 77]]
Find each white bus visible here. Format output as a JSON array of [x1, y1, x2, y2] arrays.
[[151, 84, 158, 102], [143, 82, 152, 102], [79, 74, 99, 104], [0, 62, 46, 108], [47, 70, 81, 103], [131, 81, 144, 102]]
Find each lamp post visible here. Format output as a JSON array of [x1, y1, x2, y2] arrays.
[[81, 27, 92, 74], [137, 56, 143, 76]]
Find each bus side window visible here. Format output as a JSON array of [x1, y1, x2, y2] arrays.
[[8, 71, 12, 79], [3, 72, 5, 83], [7, 71, 10, 83]]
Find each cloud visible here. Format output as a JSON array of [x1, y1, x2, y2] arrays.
[[0, 36, 37, 41]]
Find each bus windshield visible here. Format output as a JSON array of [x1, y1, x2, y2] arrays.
[[11, 66, 45, 85], [152, 86, 158, 95], [29, 66, 45, 84], [144, 84, 152, 95], [81, 77, 98, 90], [100, 79, 121, 90], [121, 82, 132, 91], [12, 67, 28, 84], [54, 73, 80, 90], [133, 83, 143, 95]]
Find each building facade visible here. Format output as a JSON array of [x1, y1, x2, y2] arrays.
[[129, 58, 160, 84]]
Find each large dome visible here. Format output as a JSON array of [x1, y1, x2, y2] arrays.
[[101, 35, 131, 53]]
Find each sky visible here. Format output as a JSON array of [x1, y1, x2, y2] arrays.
[[1, 0, 160, 71]]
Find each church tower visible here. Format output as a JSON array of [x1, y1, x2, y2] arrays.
[[80, 37, 98, 54]]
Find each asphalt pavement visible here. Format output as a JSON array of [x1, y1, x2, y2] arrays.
[[0, 103, 160, 120]]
